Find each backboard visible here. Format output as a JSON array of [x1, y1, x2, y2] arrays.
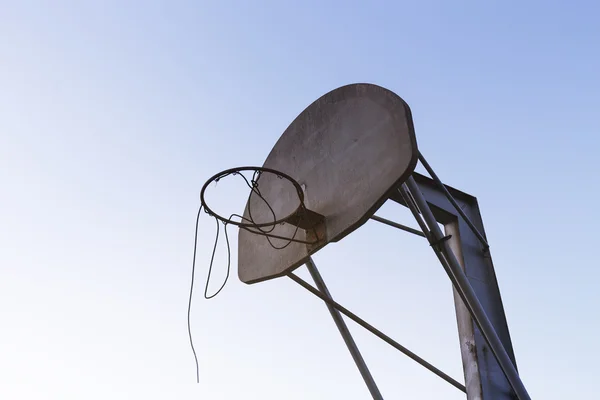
[[238, 83, 418, 284]]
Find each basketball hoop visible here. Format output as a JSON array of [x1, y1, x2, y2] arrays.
[[188, 83, 532, 400], [200, 166, 326, 245]]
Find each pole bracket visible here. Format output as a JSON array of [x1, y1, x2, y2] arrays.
[[430, 234, 452, 250]]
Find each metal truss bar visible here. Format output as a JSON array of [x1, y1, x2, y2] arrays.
[[288, 272, 467, 393], [397, 187, 433, 240], [370, 215, 426, 237], [305, 258, 383, 400], [404, 178, 530, 400], [417, 152, 489, 250]]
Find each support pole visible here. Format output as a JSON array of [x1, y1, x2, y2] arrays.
[[305, 258, 384, 400], [446, 220, 484, 399], [404, 177, 530, 400], [370, 215, 426, 237]]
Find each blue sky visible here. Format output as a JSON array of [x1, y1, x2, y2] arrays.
[[1, 1, 598, 398]]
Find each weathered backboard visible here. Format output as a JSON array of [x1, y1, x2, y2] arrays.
[[238, 83, 418, 284]]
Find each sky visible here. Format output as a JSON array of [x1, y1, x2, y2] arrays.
[[1, 1, 599, 399]]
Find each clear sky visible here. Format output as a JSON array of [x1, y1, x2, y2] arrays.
[[1, 1, 598, 399]]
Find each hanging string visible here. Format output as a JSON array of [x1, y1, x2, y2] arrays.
[[204, 217, 231, 299], [187, 169, 314, 383], [187, 204, 203, 383]]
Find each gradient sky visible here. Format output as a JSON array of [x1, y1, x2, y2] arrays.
[[1, 1, 599, 399]]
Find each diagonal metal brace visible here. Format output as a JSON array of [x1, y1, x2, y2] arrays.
[[288, 271, 467, 393], [304, 258, 383, 400]]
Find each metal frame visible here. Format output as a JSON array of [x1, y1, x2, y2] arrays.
[[215, 153, 533, 399], [289, 163, 530, 399], [389, 169, 529, 399]]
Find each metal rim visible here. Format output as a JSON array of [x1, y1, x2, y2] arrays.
[[200, 166, 305, 229]]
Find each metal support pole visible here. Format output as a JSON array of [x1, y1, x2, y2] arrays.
[[404, 177, 530, 400], [446, 220, 484, 399], [418, 152, 489, 250], [305, 258, 384, 400]]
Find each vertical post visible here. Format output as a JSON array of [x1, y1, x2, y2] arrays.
[[446, 222, 484, 400], [305, 257, 384, 400], [404, 177, 530, 400], [397, 185, 483, 399], [395, 174, 520, 399]]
